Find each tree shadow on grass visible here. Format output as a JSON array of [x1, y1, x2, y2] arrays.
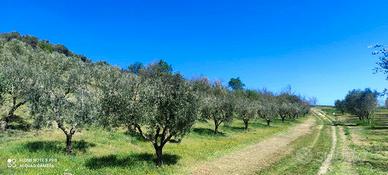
[[355, 160, 388, 172], [124, 131, 148, 143], [223, 125, 246, 132], [192, 128, 226, 136], [367, 126, 388, 130], [24, 140, 96, 153], [85, 153, 180, 169]]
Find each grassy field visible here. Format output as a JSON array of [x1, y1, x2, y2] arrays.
[[2, 107, 386, 175], [0, 118, 306, 175], [346, 112, 388, 175]]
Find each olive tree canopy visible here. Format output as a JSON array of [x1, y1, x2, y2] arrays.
[[200, 82, 234, 133], [139, 72, 198, 166], [30, 52, 97, 154], [0, 40, 42, 130], [341, 88, 378, 120], [234, 91, 258, 129]]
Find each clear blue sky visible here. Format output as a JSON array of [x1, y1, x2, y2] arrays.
[[2, 0, 388, 105]]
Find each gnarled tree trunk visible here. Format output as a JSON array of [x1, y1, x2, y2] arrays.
[[213, 119, 223, 134], [57, 121, 76, 155], [3, 97, 27, 131], [154, 145, 164, 166], [66, 134, 73, 154]]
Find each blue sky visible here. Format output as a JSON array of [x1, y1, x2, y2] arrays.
[[2, 0, 388, 105]]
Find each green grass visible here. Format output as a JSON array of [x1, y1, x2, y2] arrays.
[[257, 117, 332, 175], [0, 118, 306, 174], [351, 127, 388, 175], [320, 107, 338, 116], [344, 126, 350, 136]]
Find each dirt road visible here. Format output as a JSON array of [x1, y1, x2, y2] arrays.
[[192, 117, 316, 175]]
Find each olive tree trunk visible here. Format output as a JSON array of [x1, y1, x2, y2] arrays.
[[66, 134, 73, 154], [154, 145, 164, 166], [3, 98, 27, 131], [213, 119, 222, 134], [58, 122, 76, 155], [266, 119, 271, 126], [243, 119, 249, 130]]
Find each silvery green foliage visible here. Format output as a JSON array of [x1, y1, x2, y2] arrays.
[[0, 73, 5, 105], [0, 40, 42, 122], [143, 73, 198, 141], [200, 82, 234, 133], [30, 50, 97, 134], [257, 101, 278, 126], [276, 92, 310, 121], [342, 88, 378, 120], [190, 77, 213, 122], [94, 62, 149, 130], [233, 92, 258, 129], [98, 60, 198, 165], [277, 102, 291, 120], [138, 70, 198, 165]]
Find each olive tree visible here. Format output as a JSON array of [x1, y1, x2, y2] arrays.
[[276, 92, 310, 121], [201, 82, 234, 133], [299, 103, 310, 117], [0, 40, 41, 130], [342, 88, 378, 120], [277, 102, 291, 122], [96, 62, 150, 136], [289, 104, 302, 119], [334, 99, 346, 114], [104, 60, 197, 166], [257, 102, 278, 126], [31, 53, 96, 154], [138, 72, 198, 166], [234, 92, 257, 129], [191, 77, 212, 98]]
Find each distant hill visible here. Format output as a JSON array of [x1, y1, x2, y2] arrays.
[[0, 32, 91, 63]]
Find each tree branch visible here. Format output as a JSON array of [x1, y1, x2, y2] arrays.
[[57, 121, 68, 135], [135, 124, 149, 141], [153, 127, 161, 145]]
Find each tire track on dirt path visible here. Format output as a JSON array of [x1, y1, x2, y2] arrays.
[[311, 113, 324, 147], [338, 126, 358, 175], [191, 117, 316, 175], [315, 109, 337, 175], [317, 125, 336, 175]]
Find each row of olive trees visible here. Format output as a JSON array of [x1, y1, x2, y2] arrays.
[[0, 39, 193, 165], [334, 88, 379, 120], [0, 35, 310, 166], [191, 77, 310, 132]]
